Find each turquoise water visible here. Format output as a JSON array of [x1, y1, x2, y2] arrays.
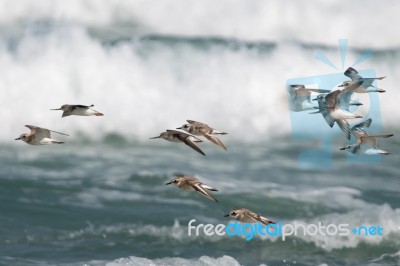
[[1, 1, 400, 265], [1, 137, 399, 266]]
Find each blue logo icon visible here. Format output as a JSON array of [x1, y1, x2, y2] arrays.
[[287, 39, 385, 168]]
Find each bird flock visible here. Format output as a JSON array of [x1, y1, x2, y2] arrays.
[[14, 66, 393, 229], [15, 105, 273, 226], [288, 67, 394, 155]]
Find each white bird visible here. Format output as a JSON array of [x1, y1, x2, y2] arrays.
[[340, 118, 393, 155], [15, 125, 69, 145], [338, 67, 386, 93], [287, 84, 331, 112], [51, 104, 104, 117], [313, 88, 363, 139]]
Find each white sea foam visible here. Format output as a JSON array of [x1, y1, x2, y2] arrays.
[[103, 255, 241, 266], [0, 0, 399, 48], [0, 1, 398, 143], [57, 203, 400, 252]]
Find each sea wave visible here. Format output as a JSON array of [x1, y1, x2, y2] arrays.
[[0, 0, 399, 49], [1, 0, 399, 143]]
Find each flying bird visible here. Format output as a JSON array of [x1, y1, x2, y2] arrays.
[[51, 104, 104, 117], [177, 120, 228, 150], [224, 207, 275, 226], [166, 174, 219, 202], [340, 118, 393, 155], [15, 125, 69, 145], [313, 87, 363, 140], [287, 84, 331, 112], [150, 129, 206, 156], [339, 67, 386, 93]]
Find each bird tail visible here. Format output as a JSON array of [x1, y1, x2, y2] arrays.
[[260, 216, 276, 225], [368, 134, 394, 138], [212, 130, 228, 135], [202, 184, 218, 191]]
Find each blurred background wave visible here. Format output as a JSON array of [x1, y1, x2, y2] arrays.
[[1, 0, 399, 143]]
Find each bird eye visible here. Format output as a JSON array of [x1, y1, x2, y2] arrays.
[[231, 212, 236, 216]]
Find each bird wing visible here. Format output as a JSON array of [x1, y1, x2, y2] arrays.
[[361, 136, 377, 148], [193, 183, 219, 202], [305, 88, 331, 93], [352, 130, 367, 146], [317, 100, 335, 128], [167, 130, 205, 156], [166, 129, 201, 140], [201, 184, 218, 191], [344, 67, 363, 81], [337, 90, 353, 111], [73, 104, 94, 109], [336, 119, 351, 140], [243, 209, 274, 225], [181, 138, 206, 156], [25, 125, 38, 136], [242, 209, 260, 222], [186, 120, 209, 127], [326, 90, 341, 108], [183, 176, 200, 183], [287, 85, 330, 95], [25, 125, 51, 139], [288, 86, 330, 111], [351, 118, 372, 131], [202, 133, 227, 150]]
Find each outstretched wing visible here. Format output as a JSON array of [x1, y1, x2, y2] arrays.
[[336, 119, 351, 140], [193, 183, 219, 202], [186, 120, 209, 127], [202, 133, 227, 150], [351, 118, 372, 131], [244, 209, 275, 225], [73, 104, 94, 109], [167, 130, 205, 156], [181, 138, 206, 156], [320, 108, 335, 128], [361, 136, 377, 148], [25, 125, 50, 139], [166, 129, 200, 140], [337, 90, 354, 111], [25, 125, 38, 136], [344, 67, 363, 81]]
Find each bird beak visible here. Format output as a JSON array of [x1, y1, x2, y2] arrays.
[[149, 136, 161, 139], [312, 98, 318, 101], [338, 84, 345, 87], [339, 147, 345, 150], [224, 214, 230, 217], [15, 137, 21, 140], [50, 108, 62, 110], [176, 127, 182, 129], [165, 181, 172, 185]]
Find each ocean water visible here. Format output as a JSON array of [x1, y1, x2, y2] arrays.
[[1, 1, 400, 265]]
